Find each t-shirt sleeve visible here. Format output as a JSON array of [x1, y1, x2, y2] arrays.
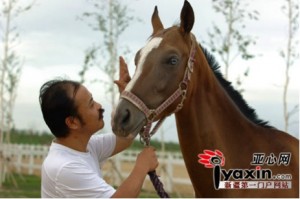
[[88, 133, 117, 163], [55, 161, 116, 198]]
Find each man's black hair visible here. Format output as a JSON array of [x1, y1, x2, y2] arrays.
[[39, 79, 82, 138]]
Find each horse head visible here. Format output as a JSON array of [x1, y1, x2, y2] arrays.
[[112, 0, 196, 139]]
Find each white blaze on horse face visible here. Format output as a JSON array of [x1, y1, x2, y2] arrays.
[[125, 37, 163, 92]]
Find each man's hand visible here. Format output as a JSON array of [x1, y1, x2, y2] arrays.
[[114, 56, 131, 93], [135, 147, 159, 173], [111, 146, 159, 198]]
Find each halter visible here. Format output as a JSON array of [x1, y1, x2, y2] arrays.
[[121, 38, 196, 146]]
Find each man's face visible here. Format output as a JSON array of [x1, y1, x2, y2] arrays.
[[74, 85, 104, 134]]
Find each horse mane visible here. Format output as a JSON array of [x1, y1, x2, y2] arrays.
[[199, 44, 273, 128]]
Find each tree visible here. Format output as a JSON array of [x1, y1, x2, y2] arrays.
[[280, 0, 299, 132], [79, 0, 139, 186], [206, 0, 259, 92], [79, 0, 138, 108], [0, 0, 35, 187]]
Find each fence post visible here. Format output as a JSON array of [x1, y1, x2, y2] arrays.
[[165, 152, 173, 192], [28, 145, 34, 175], [114, 154, 122, 185], [16, 144, 22, 173]]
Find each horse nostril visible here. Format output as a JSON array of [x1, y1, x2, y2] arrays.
[[121, 109, 130, 126]]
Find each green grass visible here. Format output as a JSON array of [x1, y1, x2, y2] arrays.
[[9, 129, 54, 145], [0, 174, 172, 198], [0, 174, 41, 197]]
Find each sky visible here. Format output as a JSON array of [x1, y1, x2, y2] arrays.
[[3, 0, 299, 142]]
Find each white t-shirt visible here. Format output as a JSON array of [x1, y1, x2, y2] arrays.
[[41, 133, 117, 198]]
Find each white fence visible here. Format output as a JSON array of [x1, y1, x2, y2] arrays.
[[0, 144, 49, 175], [0, 144, 194, 196]]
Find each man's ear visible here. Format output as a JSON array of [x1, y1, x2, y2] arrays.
[[65, 116, 80, 130]]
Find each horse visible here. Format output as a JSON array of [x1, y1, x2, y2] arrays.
[[112, 1, 299, 197]]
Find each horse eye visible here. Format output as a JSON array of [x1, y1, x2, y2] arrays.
[[168, 57, 179, 65]]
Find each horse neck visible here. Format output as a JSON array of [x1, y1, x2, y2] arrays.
[[175, 75, 256, 156], [176, 45, 256, 150], [174, 46, 259, 195]]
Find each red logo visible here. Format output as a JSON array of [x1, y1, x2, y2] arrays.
[[198, 149, 225, 168]]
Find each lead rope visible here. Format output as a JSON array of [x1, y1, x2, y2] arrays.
[[148, 171, 170, 198], [141, 119, 170, 198]]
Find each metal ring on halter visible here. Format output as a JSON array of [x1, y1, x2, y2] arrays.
[[179, 82, 188, 99], [147, 110, 157, 122], [181, 90, 187, 98], [175, 93, 186, 112], [179, 81, 188, 91]]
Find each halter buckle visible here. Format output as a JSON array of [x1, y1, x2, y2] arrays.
[[179, 82, 188, 92], [147, 110, 156, 122]]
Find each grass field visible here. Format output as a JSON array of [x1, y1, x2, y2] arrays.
[[0, 174, 41, 197], [0, 173, 172, 198]]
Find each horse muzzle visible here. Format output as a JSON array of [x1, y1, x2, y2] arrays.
[[112, 98, 146, 138]]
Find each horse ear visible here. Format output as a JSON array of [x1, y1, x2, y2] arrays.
[[152, 6, 164, 35], [180, 0, 194, 34]]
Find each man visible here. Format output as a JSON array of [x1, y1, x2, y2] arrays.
[[39, 57, 158, 198]]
